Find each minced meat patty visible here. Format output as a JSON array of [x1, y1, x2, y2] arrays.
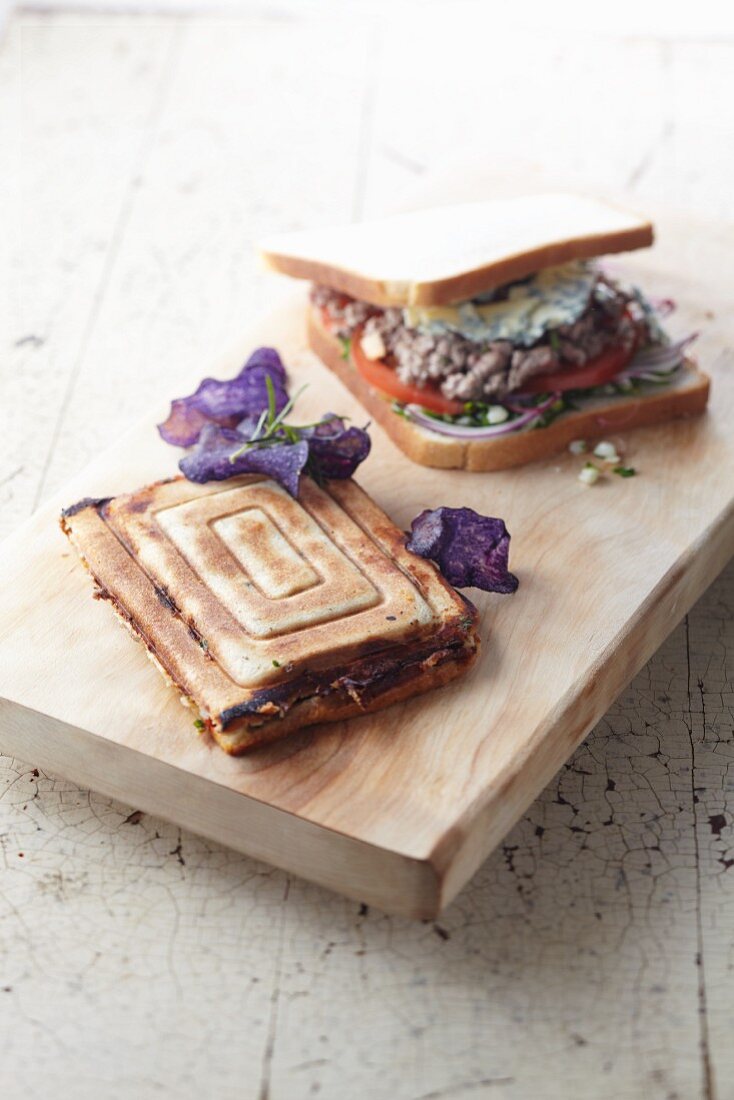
[[311, 275, 651, 402]]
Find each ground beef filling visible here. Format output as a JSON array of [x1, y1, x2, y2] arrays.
[[220, 629, 478, 731], [312, 276, 650, 402]]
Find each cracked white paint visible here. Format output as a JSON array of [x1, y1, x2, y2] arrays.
[[1, 9, 732, 1099]]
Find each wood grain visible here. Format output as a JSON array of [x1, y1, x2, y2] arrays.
[[1, 226, 732, 916]]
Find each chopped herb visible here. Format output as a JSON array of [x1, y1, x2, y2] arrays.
[[193, 718, 205, 730], [529, 395, 570, 430], [460, 616, 475, 632], [613, 465, 637, 478], [338, 335, 351, 361], [272, 659, 281, 668], [199, 638, 209, 651], [548, 331, 560, 353]]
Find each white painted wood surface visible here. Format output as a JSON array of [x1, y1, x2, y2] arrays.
[[1, 9, 732, 1098]]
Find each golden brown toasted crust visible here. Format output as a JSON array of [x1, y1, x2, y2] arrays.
[[308, 308, 710, 472], [266, 226, 654, 310], [260, 194, 654, 308], [213, 642, 477, 754], [61, 475, 479, 754]]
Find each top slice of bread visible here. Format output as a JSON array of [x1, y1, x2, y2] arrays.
[[259, 193, 653, 308]]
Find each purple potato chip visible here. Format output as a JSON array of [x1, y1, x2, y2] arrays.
[[304, 415, 372, 480], [406, 506, 519, 594], [240, 346, 287, 382], [157, 399, 215, 449], [227, 441, 309, 499], [157, 347, 288, 447], [177, 424, 245, 480], [179, 423, 309, 498], [195, 347, 288, 421]]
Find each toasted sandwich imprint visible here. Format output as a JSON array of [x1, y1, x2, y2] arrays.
[[61, 475, 479, 754]]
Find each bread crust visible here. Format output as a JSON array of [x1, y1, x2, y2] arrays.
[[260, 194, 654, 308], [308, 308, 710, 472], [266, 225, 653, 310]]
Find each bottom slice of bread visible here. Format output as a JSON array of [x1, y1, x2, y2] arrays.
[[308, 309, 710, 471]]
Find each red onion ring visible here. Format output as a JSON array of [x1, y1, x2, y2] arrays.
[[404, 392, 561, 439]]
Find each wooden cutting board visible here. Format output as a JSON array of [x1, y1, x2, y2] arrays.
[[1, 215, 733, 918]]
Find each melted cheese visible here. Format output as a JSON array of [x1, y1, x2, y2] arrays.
[[404, 262, 597, 347]]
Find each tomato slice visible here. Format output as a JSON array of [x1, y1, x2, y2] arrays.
[[518, 344, 635, 395], [324, 308, 634, 409], [349, 325, 465, 416]]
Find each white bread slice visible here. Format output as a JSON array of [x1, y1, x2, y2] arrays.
[[308, 308, 709, 472], [261, 193, 653, 309]]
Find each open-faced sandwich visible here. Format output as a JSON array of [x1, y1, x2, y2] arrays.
[[259, 193, 710, 470], [62, 349, 517, 754]]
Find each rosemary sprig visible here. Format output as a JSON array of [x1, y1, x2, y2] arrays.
[[249, 407, 269, 443], [263, 378, 309, 439], [229, 379, 310, 463]]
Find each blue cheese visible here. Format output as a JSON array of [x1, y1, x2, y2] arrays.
[[404, 262, 597, 347]]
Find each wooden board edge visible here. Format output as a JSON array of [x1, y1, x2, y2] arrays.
[[0, 699, 443, 919], [431, 497, 734, 912]]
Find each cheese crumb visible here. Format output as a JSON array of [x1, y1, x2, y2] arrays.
[[360, 330, 387, 361], [487, 406, 509, 425], [593, 441, 618, 460], [568, 439, 587, 455], [578, 464, 600, 486]]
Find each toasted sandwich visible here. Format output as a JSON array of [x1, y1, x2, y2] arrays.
[[260, 193, 709, 470], [61, 475, 479, 754]]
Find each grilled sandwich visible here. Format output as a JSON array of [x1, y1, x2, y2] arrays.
[[61, 475, 480, 753]]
